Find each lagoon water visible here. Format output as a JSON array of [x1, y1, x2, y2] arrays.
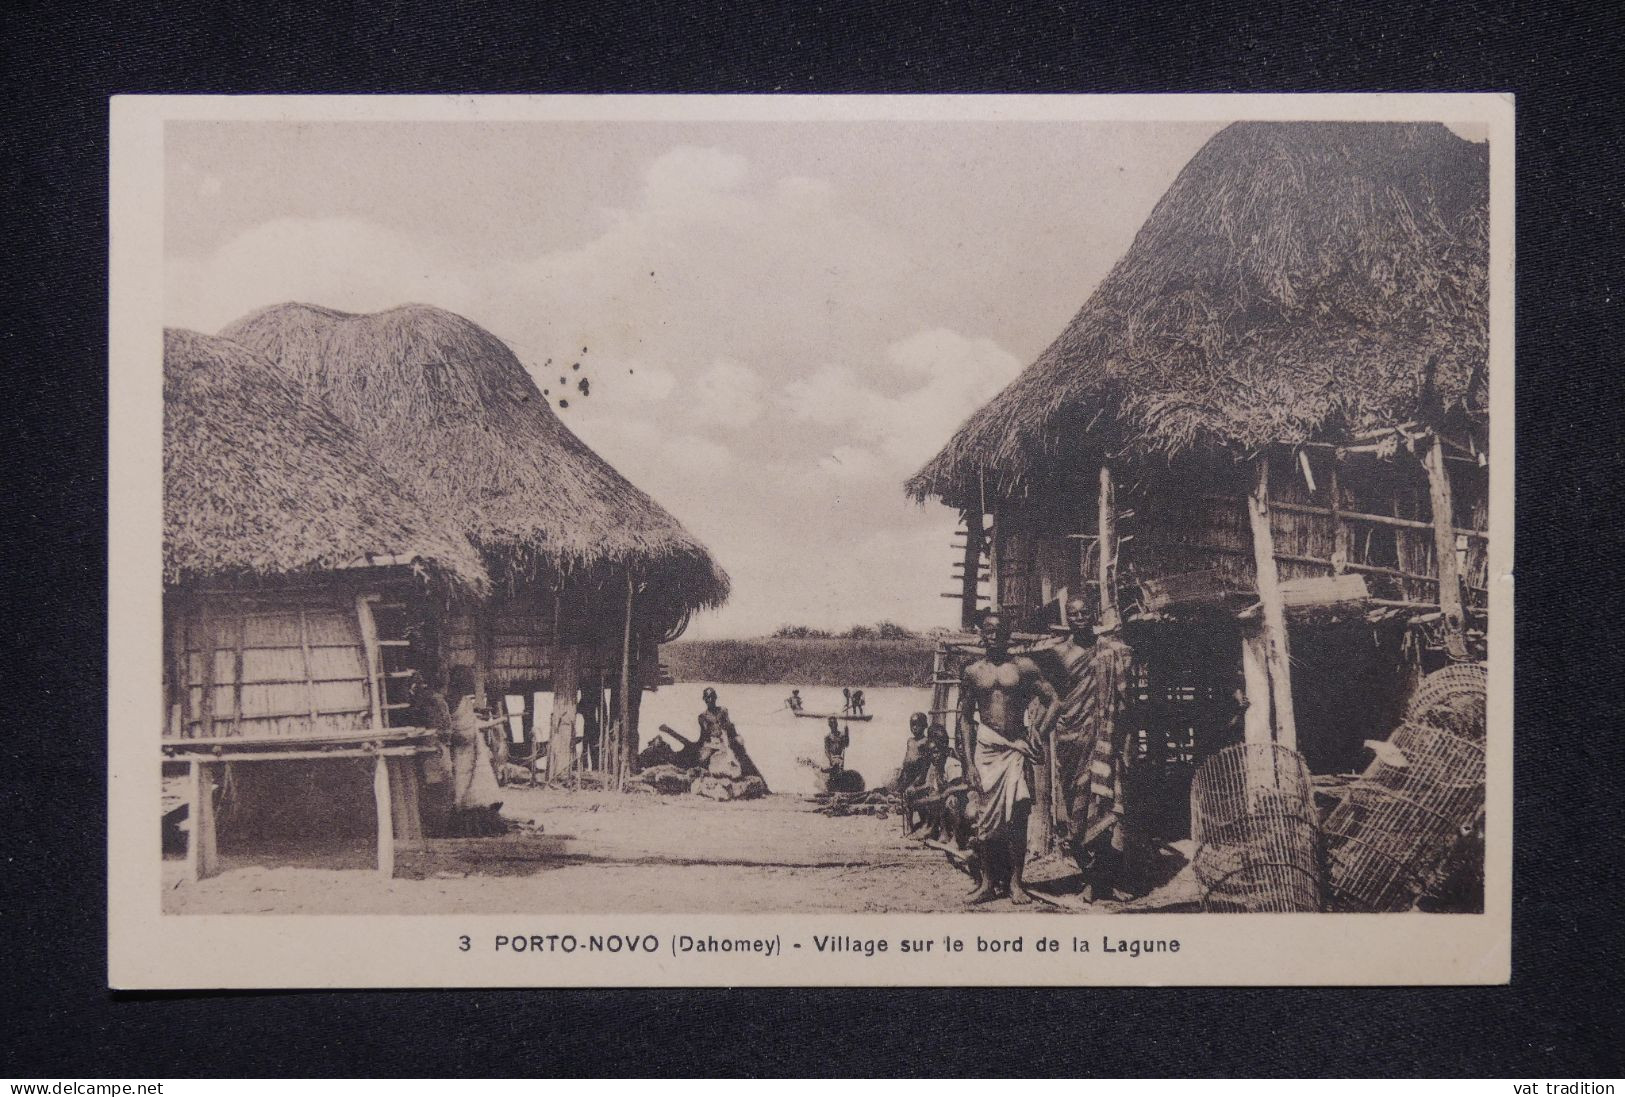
[[498, 682, 943, 796], [638, 682, 938, 796]]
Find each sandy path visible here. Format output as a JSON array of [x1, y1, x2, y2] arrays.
[[162, 789, 1088, 915]]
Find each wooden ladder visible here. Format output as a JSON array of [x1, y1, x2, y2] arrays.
[[944, 514, 993, 626], [928, 643, 970, 775]]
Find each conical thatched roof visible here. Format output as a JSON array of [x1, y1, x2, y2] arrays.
[[164, 328, 489, 590], [221, 303, 730, 615], [908, 122, 1489, 508]]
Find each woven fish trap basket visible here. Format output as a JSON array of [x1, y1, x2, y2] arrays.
[[1190, 742, 1321, 913], [1323, 722, 1485, 912]]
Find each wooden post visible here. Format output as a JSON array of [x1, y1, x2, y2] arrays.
[[1247, 457, 1297, 750], [373, 754, 395, 878], [1329, 458, 1350, 575], [549, 643, 580, 785], [1240, 627, 1273, 746], [473, 604, 493, 707], [186, 758, 219, 882], [960, 508, 984, 630], [355, 594, 385, 731], [387, 756, 424, 842], [618, 573, 636, 788], [986, 511, 1001, 614], [229, 615, 246, 736], [1098, 464, 1120, 632], [198, 599, 218, 738], [1423, 432, 1470, 660]]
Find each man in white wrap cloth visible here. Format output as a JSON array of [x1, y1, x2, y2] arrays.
[[959, 609, 1059, 904]]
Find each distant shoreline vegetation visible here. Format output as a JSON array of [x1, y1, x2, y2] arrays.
[[663, 624, 942, 687]]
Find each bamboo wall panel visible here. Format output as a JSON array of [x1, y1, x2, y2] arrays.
[[176, 594, 373, 740], [444, 611, 478, 670], [967, 445, 1491, 626]]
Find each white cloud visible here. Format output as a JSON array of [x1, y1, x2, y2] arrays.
[[687, 358, 765, 424], [643, 146, 750, 208], [166, 142, 1021, 640], [166, 216, 479, 334], [784, 327, 1023, 470]]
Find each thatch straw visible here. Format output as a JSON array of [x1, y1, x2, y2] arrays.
[[163, 328, 489, 591], [221, 303, 730, 613], [907, 122, 1489, 508]]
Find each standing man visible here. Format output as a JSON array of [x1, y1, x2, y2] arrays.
[[1032, 597, 1136, 901], [959, 609, 1059, 904]]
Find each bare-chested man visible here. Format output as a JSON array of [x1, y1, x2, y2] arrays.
[[959, 608, 1059, 904]]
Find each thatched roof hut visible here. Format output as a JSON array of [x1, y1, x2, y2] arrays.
[[163, 327, 488, 591], [221, 303, 729, 625], [908, 122, 1489, 509], [902, 123, 1493, 873]]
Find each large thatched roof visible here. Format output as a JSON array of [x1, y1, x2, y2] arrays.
[[164, 327, 489, 590], [908, 121, 1489, 508], [221, 303, 730, 614]]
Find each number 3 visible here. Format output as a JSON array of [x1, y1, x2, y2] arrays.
[[459, 935, 471, 952]]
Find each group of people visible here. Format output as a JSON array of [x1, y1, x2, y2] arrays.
[[893, 712, 956, 835], [903, 604, 1138, 906], [781, 688, 865, 717], [401, 604, 1130, 905]]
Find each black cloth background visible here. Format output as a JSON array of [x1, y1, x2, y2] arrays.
[[2, 0, 1621, 1077]]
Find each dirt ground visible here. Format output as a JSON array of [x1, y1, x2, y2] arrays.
[[163, 787, 1196, 916]]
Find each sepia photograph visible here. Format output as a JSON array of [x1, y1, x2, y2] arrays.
[[108, 94, 1513, 987]]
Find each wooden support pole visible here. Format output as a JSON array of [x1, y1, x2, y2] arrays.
[[986, 511, 1001, 614], [355, 594, 385, 731], [170, 594, 191, 737], [387, 756, 424, 842], [185, 758, 220, 882], [549, 642, 580, 784], [1097, 464, 1120, 632], [198, 599, 218, 738], [617, 573, 636, 789], [1247, 457, 1297, 750], [1329, 458, 1350, 575], [473, 604, 493, 706], [960, 508, 984, 630], [1423, 432, 1470, 660], [1240, 627, 1273, 746], [374, 754, 395, 878]]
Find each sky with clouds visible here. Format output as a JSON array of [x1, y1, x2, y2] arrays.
[[165, 118, 1226, 638]]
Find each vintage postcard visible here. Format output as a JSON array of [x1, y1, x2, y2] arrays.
[[109, 93, 1514, 987]]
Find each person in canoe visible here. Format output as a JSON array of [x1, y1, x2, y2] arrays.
[[850, 689, 866, 716], [785, 689, 804, 714]]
